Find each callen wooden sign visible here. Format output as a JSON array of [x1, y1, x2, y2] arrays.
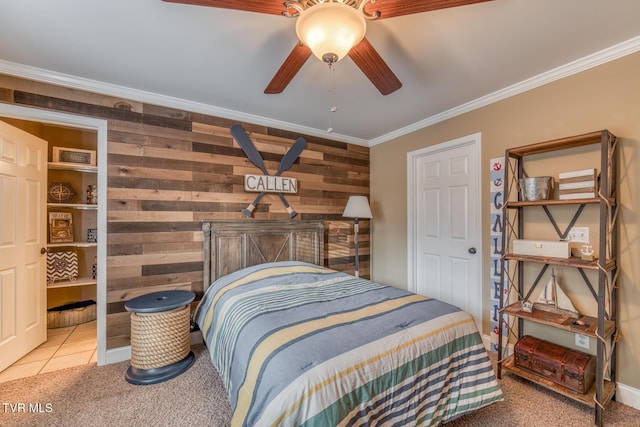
[[230, 124, 307, 218], [244, 174, 298, 194]]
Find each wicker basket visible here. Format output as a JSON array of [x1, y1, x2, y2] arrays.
[[47, 300, 96, 329]]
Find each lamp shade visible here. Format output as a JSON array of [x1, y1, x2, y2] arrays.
[[295, 2, 366, 63], [342, 195, 373, 219]]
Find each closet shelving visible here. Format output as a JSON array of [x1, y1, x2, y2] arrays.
[[47, 159, 98, 290]]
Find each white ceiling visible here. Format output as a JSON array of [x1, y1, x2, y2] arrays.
[[1, 0, 639, 145]]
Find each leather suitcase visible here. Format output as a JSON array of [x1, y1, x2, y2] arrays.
[[514, 335, 596, 394]]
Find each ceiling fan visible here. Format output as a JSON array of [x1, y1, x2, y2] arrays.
[[162, 0, 492, 95]]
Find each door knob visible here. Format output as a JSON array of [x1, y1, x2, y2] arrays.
[[468, 247, 477, 254], [41, 247, 47, 254]]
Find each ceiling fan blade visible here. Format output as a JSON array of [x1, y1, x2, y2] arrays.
[[264, 43, 312, 94], [349, 38, 402, 96], [161, 0, 286, 16], [365, 0, 493, 20]]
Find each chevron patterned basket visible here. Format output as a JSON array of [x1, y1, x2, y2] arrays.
[[47, 251, 79, 284]]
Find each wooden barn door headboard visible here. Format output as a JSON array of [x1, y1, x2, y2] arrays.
[[202, 220, 324, 289]]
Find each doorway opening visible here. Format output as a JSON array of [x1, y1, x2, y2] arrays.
[[0, 104, 107, 380]]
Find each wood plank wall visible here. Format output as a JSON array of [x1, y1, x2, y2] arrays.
[[0, 75, 370, 349]]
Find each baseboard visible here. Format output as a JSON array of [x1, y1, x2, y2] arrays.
[[105, 345, 131, 365], [617, 382, 640, 411], [190, 330, 203, 345], [104, 331, 203, 365], [482, 333, 513, 356], [482, 334, 640, 411]]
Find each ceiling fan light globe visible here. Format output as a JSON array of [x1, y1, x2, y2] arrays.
[[296, 2, 366, 63]]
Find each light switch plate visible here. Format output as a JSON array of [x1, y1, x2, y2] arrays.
[[568, 227, 590, 243]]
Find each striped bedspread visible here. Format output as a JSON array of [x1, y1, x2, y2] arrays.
[[194, 261, 503, 426]]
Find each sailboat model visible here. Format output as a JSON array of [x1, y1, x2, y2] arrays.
[[534, 269, 580, 319]]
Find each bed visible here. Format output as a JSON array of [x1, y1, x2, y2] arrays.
[[196, 221, 503, 426]]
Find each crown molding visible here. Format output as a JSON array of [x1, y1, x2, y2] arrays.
[[2, 35, 639, 148], [0, 60, 370, 147], [369, 35, 640, 147]]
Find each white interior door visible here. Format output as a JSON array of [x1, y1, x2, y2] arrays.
[[408, 134, 482, 331], [0, 120, 48, 372]]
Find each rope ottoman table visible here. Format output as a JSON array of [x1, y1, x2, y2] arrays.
[[125, 290, 195, 385]]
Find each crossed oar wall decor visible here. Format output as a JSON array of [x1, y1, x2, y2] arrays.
[[231, 124, 307, 218]]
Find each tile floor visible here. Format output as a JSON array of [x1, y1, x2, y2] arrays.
[[0, 320, 97, 384]]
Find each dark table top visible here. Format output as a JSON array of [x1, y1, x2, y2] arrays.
[[125, 290, 195, 313]]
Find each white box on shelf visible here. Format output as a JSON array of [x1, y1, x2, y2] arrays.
[[558, 168, 597, 200], [512, 239, 570, 258]]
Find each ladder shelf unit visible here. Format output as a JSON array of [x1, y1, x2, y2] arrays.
[[497, 130, 618, 426]]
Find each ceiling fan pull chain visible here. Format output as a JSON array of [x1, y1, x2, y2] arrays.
[[327, 62, 337, 133]]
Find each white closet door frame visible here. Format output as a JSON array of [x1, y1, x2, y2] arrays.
[[0, 103, 108, 366]]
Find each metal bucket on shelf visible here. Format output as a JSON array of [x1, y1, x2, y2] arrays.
[[519, 176, 553, 201]]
